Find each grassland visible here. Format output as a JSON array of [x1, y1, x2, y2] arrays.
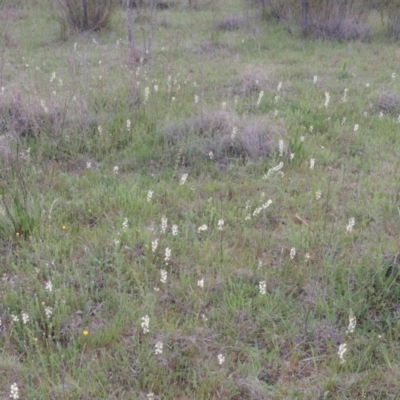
[[1, 1, 400, 399]]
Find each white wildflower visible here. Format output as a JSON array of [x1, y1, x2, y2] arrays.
[[346, 311, 357, 334], [86, 161, 92, 169], [44, 306, 53, 319], [45, 281, 53, 292], [122, 218, 128, 231], [164, 247, 171, 264], [194, 95, 199, 104], [231, 126, 238, 140], [126, 119, 131, 131], [155, 341, 163, 355], [160, 269, 167, 284], [253, 207, 262, 216], [265, 162, 284, 178], [113, 166, 119, 175], [198, 224, 208, 232], [180, 173, 188, 185], [316, 190, 322, 200], [277, 81, 282, 92], [10, 383, 19, 399], [354, 124, 359, 132], [218, 354, 225, 365], [151, 238, 159, 253], [259, 281, 266, 295], [313, 75, 318, 84], [262, 199, 273, 209], [40, 99, 49, 113], [11, 314, 19, 323], [338, 343, 347, 364], [279, 139, 284, 157], [209, 151, 214, 160], [256, 90, 264, 107], [346, 217, 355, 233], [50, 72, 56, 83], [310, 158, 315, 170], [147, 190, 154, 202], [144, 87, 150, 103], [197, 278, 204, 288], [22, 312, 29, 324], [290, 247, 296, 260], [218, 219, 224, 231], [161, 216, 168, 233], [324, 92, 330, 108], [141, 315, 150, 334], [169, 224, 177, 237]]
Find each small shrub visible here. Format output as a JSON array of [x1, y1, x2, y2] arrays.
[[163, 111, 277, 166], [234, 65, 271, 96], [215, 16, 242, 31], [56, 0, 116, 32], [0, 90, 58, 138], [374, 92, 400, 116], [311, 16, 371, 41], [256, 0, 371, 41]]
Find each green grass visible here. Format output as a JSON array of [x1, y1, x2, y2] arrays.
[[2, 1, 400, 399]]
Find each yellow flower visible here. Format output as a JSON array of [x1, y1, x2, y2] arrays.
[[83, 330, 89, 336], [62, 225, 67, 230]]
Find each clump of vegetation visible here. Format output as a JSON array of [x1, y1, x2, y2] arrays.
[[0, 89, 58, 138], [373, 91, 400, 116], [55, 0, 116, 31], [234, 65, 271, 96], [215, 16, 242, 31], [255, 0, 373, 40], [163, 111, 277, 165], [311, 16, 371, 41]]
